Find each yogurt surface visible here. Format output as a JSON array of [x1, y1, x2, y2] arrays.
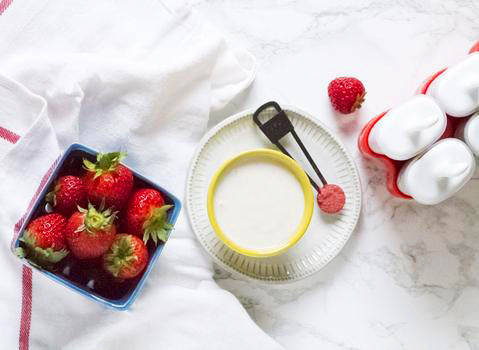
[[213, 157, 305, 252]]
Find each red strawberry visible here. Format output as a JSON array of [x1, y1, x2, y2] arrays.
[[124, 188, 173, 244], [328, 77, 366, 114], [46, 176, 87, 216], [18, 213, 68, 265], [82, 152, 133, 210], [103, 234, 149, 279], [65, 203, 117, 259]]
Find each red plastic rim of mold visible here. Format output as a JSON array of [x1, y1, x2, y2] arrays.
[[357, 41, 479, 200]]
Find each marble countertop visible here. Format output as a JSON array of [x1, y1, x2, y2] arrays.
[[193, 1, 479, 349]]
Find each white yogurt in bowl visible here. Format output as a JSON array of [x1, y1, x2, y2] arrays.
[[207, 149, 314, 257]]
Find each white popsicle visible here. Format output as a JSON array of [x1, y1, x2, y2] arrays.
[[397, 138, 476, 205], [428, 52, 479, 118], [435, 162, 469, 179], [455, 112, 479, 157], [368, 95, 447, 160]]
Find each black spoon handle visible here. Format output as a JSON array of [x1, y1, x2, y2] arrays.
[[272, 140, 320, 192], [253, 101, 327, 192], [290, 130, 328, 185]]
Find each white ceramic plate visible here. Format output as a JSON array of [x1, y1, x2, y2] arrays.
[[186, 106, 362, 283]]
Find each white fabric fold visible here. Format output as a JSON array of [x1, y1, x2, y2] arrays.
[[0, 0, 282, 349]]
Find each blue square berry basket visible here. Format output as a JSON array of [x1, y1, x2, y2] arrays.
[[11, 143, 181, 310]]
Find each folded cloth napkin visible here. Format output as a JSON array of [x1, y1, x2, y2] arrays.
[[0, 1, 284, 349]]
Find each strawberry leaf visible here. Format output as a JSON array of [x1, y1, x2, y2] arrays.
[[16, 247, 26, 259], [20, 230, 36, 248], [104, 235, 136, 277], [143, 230, 150, 245], [83, 159, 96, 171], [33, 246, 69, 264], [142, 205, 174, 245], [19, 230, 68, 266], [157, 223, 173, 243], [82, 202, 118, 234], [83, 152, 127, 178], [45, 190, 57, 207]]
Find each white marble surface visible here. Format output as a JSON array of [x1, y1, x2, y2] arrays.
[[192, 1, 479, 349]]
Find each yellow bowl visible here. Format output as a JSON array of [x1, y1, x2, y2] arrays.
[[207, 149, 314, 258]]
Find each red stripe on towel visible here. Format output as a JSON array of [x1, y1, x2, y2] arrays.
[[0, 125, 32, 350], [19, 267, 32, 350], [11, 157, 60, 245], [15, 158, 60, 350], [0, 124, 58, 350], [0, 126, 20, 143], [0, 0, 13, 15]]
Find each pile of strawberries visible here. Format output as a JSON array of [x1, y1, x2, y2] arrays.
[[17, 152, 172, 280]]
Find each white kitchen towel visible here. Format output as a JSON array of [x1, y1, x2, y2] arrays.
[[0, 1, 283, 349]]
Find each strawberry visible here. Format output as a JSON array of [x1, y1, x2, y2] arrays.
[[18, 213, 68, 265], [124, 188, 173, 244], [46, 176, 87, 216], [103, 234, 149, 279], [328, 77, 366, 114], [82, 152, 133, 210], [65, 203, 117, 259]]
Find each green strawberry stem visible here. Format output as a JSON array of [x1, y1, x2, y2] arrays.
[[18, 231, 68, 266], [77, 203, 117, 234], [143, 205, 173, 245], [45, 183, 59, 206], [104, 235, 137, 278], [83, 152, 126, 179]]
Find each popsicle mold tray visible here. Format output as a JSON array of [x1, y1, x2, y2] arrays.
[[358, 41, 479, 199], [11, 144, 181, 310]]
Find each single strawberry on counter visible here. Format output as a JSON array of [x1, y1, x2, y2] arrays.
[[17, 213, 68, 266], [82, 152, 133, 210], [65, 203, 118, 259], [124, 188, 173, 244], [103, 234, 149, 279], [46, 175, 87, 216], [328, 77, 366, 114]]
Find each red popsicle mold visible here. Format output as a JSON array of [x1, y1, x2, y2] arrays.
[[358, 41, 479, 199]]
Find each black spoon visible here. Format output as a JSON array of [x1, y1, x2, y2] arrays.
[[253, 101, 345, 214]]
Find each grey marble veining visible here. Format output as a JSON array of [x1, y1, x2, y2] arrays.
[[193, 1, 479, 349]]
